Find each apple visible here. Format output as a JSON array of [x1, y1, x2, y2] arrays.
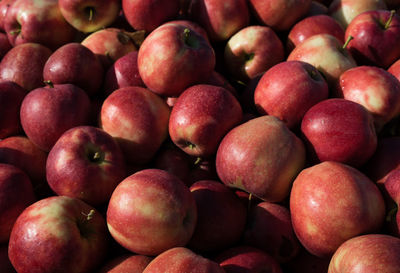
[[254, 60, 329, 129], [381, 169, 400, 236], [345, 9, 400, 68], [290, 161, 386, 257], [98, 254, 152, 273], [122, 0, 180, 33], [143, 247, 225, 273], [8, 196, 109, 273], [100, 86, 170, 165], [301, 98, 377, 167], [0, 43, 52, 91], [216, 115, 306, 202], [242, 201, 300, 263], [188, 0, 250, 42], [0, 163, 35, 243], [4, 0, 77, 50], [388, 57, 400, 81], [138, 22, 215, 97], [224, 25, 285, 82], [20, 83, 91, 152], [187, 180, 247, 253], [0, 80, 26, 139], [248, 0, 312, 31], [106, 169, 197, 256], [46, 125, 126, 206], [43, 42, 104, 97], [0, 33, 11, 59], [214, 245, 283, 273], [169, 84, 243, 157], [328, 234, 400, 273], [59, 0, 121, 33], [0, 0, 15, 31]]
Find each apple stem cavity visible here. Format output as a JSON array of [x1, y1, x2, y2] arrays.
[[81, 209, 95, 221], [183, 28, 199, 49], [194, 157, 202, 165], [342, 35, 353, 50], [43, 80, 54, 88], [385, 10, 396, 29], [84, 6, 95, 22], [386, 206, 398, 222]]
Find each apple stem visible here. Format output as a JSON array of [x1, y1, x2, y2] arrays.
[[10, 29, 21, 35], [342, 36, 353, 49], [194, 157, 202, 165], [43, 80, 54, 88], [385, 10, 396, 29], [86, 7, 95, 21], [248, 193, 253, 211], [81, 209, 95, 221], [92, 151, 101, 161]]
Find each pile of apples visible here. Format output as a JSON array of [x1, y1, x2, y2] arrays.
[[2, 0, 400, 272]]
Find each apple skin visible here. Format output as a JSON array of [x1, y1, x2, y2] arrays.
[[337, 65, 400, 132], [224, 25, 284, 82], [381, 169, 400, 236], [106, 169, 197, 256], [214, 245, 283, 273], [98, 254, 152, 273], [388, 57, 400, 81], [143, 247, 225, 273], [216, 115, 306, 203], [59, 0, 121, 33], [46, 126, 126, 206], [287, 14, 345, 53], [242, 201, 300, 263], [43, 43, 104, 97], [122, 0, 180, 33], [0, 33, 11, 59], [8, 196, 109, 273], [0, 163, 35, 243], [138, 23, 215, 97], [189, 0, 250, 42], [345, 9, 400, 68], [290, 161, 386, 258], [0, 43, 52, 91], [301, 98, 377, 167], [254, 60, 329, 129], [328, 234, 400, 273], [248, 0, 312, 31], [0, 0, 15, 31], [287, 33, 357, 90], [169, 84, 243, 157], [188, 180, 247, 253], [0, 80, 26, 139], [4, 0, 77, 50], [100, 86, 170, 165]]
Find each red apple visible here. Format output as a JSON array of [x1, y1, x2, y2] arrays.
[[165, 19, 210, 43], [43, 42, 104, 97], [98, 254, 152, 273], [290, 161, 386, 257], [169, 84, 243, 157], [224, 25, 284, 82], [0, 43, 52, 91], [216, 115, 306, 202], [0, 32, 11, 59], [381, 169, 400, 236], [0, 0, 15, 31], [328, 234, 400, 273], [20, 83, 91, 152], [388, 57, 400, 81], [100, 86, 170, 165], [106, 169, 197, 256], [4, 0, 77, 50], [59, 0, 121, 33], [8, 196, 109, 273], [254, 60, 329, 129], [138, 22, 215, 97]]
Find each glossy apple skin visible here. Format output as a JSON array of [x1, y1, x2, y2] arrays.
[[0, 163, 35, 243], [107, 169, 197, 256], [100, 86, 170, 165], [0, 81, 26, 139], [243, 202, 300, 263], [345, 9, 400, 68], [43, 43, 104, 97], [46, 126, 126, 206], [301, 98, 377, 167], [169, 84, 243, 157], [138, 23, 215, 97], [290, 161, 385, 258], [122, 0, 180, 33], [248, 0, 312, 31], [4, 0, 77, 50], [98, 254, 152, 273], [59, 0, 120, 33], [0, 43, 52, 91], [8, 196, 109, 273], [214, 246, 283, 273], [188, 180, 247, 253], [224, 25, 284, 82], [254, 60, 329, 129], [287, 14, 345, 53], [189, 0, 249, 42], [216, 115, 306, 203], [328, 234, 400, 273], [338, 66, 400, 131]]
